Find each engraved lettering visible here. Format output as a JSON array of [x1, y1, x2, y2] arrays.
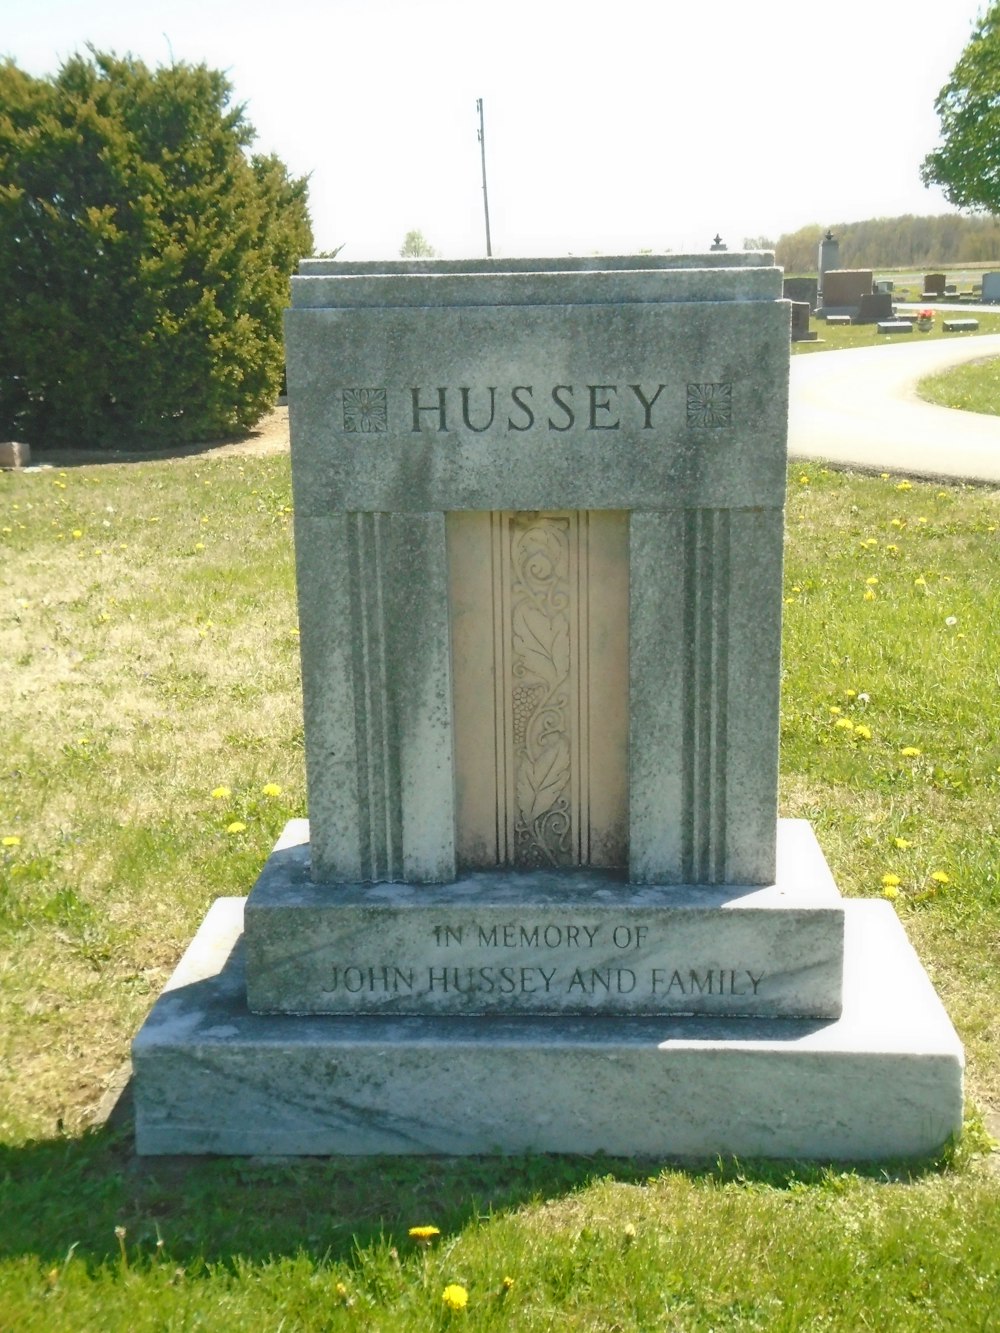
[[508, 385, 535, 431], [547, 384, 575, 430], [460, 386, 497, 432], [477, 924, 498, 947], [748, 971, 764, 993], [433, 924, 464, 947], [587, 384, 619, 430], [688, 969, 713, 994], [628, 382, 667, 428], [410, 386, 448, 431]]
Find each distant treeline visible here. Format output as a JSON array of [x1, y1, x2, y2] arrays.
[[770, 215, 1000, 273]]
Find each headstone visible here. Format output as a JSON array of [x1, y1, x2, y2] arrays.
[[817, 230, 840, 303], [131, 253, 963, 1160], [923, 273, 946, 296], [710, 234, 728, 251], [942, 319, 979, 332], [875, 280, 893, 294], [783, 276, 819, 311], [789, 301, 817, 342], [820, 270, 873, 315], [825, 314, 852, 326], [0, 441, 30, 468], [855, 292, 893, 325], [876, 321, 914, 334], [981, 273, 1000, 304]]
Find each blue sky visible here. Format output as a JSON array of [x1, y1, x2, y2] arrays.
[[2, 0, 989, 259]]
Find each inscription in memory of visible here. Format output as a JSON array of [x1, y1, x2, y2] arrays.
[[317, 919, 766, 1005], [340, 383, 735, 434]]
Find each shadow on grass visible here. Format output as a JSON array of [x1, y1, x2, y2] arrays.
[[0, 1086, 958, 1275]]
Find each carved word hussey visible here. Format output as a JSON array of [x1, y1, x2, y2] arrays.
[[338, 382, 736, 435]]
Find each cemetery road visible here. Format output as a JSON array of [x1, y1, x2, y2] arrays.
[[788, 334, 1000, 482]]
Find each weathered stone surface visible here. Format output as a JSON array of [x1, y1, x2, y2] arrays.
[[942, 319, 980, 332], [245, 820, 844, 1019], [876, 321, 915, 334], [286, 256, 790, 887], [132, 896, 964, 1159]]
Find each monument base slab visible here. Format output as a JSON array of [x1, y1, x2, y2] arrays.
[[245, 819, 844, 1020], [132, 897, 963, 1160]]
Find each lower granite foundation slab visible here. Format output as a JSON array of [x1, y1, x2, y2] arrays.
[[132, 897, 963, 1160]]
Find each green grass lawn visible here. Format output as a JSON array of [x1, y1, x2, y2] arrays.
[[1, 451, 999, 1330], [792, 309, 1000, 355]]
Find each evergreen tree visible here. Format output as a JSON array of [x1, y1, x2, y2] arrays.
[[0, 50, 313, 448]]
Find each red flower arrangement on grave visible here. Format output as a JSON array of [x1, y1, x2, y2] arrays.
[[918, 308, 935, 321]]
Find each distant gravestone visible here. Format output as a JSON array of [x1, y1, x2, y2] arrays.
[[981, 273, 1000, 304], [923, 273, 946, 296], [789, 301, 817, 341], [818, 231, 840, 299], [783, 277, 819, 311], [876, 320, 914, 334], [130, 253, 964, 1162], [821, 270, 873, 314], [856, 292, 893, 325], [0, 441, 30, 468]]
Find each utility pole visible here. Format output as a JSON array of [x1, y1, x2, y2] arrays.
[[476, 98, 492, 258]]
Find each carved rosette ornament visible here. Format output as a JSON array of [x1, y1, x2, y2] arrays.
[[510, 517, 573, 866]]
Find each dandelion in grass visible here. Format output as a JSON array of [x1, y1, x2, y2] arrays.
[[890, 518, 904, 529], [854, 724, 872, 740], [442, 1284, 468, 1311], [834, 718, 854, 730], [863, 588, 876, 601], [409, 1225, 440, 1247], [501, 1276, 515, 1292], [194, 542, 205, 552], [917, 516, 928, 525], [894, 837, 913, 850], [865, 576, 879, 586], [901, 746, 921, 757], [945, 616, 958, 627], [914, 577, 927, 588], [72, 529, 83, 539], [211, 786, 232, 800], [829, 705, 842, 715], [931, 871, 951, 885], [226, 821, 247, 834], [798, 474, 810, 485], [896, 480, 912, 491], [882, 873, 901, 889], [2, 835, 21, 848], [880, 472, 890, 480], [882, 883, 900, 901], [885, 543, 899, 554], [845, 689, 857, 699], [261, 783, 283, 798]]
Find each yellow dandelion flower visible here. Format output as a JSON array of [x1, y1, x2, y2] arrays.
[[829, 705, 842, 715], [261, 783, 283, 798], [930, 871, 951, 885], [442, 1284, 468, 1311], [845, 689, 857, 698], [501, 1276, 515, 1291], [890, 518, 904, 529], [226, 821, 247, 834], [882, 884, 900, 901], [936, 491, 948, 499], [408, 1225, 440, 1242], [865, 576, 879, 586], [834, 718, 854, 730], [335, 1281, 348, 1298], [885, 543, 898, 553], [914, 577, 927, 587], [798, 474, 810, 485], [894, 837, 913, 850], [917, 516, 928, 525], [72, 529, 83, 539], [882, 873, 901, 888], [896, 480, 912, 491], [900, 746, 921, 757], [854, 724, 872, 740], [863, 588, 876, 601], [211, 786, 232, 800], [194, 542, 205, 552], [2, 835, 21, 848]]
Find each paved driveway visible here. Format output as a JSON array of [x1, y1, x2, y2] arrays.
[[788, 335, 1000, 483]]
